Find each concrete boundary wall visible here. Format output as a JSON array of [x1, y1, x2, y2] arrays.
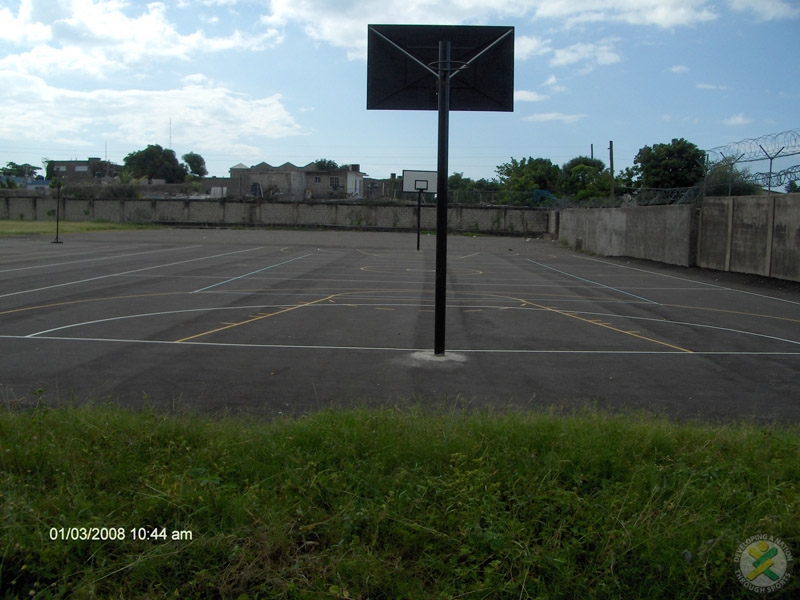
[[6, 193, 796, 282], [559, 205, 698, 267], [0, 196, 552, 237], [559, 195, 799, 283], [698, 195, 800, 282]]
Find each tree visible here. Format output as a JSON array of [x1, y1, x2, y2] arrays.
[[123, 145, 188, 183], [705, 159, 760, 196], [1, 162, 40, 178], [787, 181, 799, 193], [448, 172, 473, 190], [446, 172, 500, 192], [314, 159, 339, 171], [496, 157, 561, 193], [561, 156, 610, 199], [182, 152, 207, 178], [633, 138, 705, 189]]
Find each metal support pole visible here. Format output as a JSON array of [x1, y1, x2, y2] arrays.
[[52, 181, 63, 244], [417, 189, 422, 251], [434, 40, 451, 355]]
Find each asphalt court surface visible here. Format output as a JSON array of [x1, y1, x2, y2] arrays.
[[1, 228, 799, 421]]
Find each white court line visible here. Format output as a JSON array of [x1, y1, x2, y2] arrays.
[[0, 247, 264, 299], [24, 305, 294, 338], [192, 254, 312, 293], [1, 334, 799, 355], [526, 259, 659, 304], [0, 245, 203, 274], [18, 301, 800, 348], [576, 254, 800, 307]]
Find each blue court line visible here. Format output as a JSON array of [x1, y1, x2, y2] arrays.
[[193, 254, 312, 293], [526, 259, 659, 304]]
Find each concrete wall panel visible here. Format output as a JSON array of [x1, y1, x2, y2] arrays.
[[94, 200, 122, 222], [560, 205, 695, 267], [64, 200, 93, 221], [729, 196, 771, 276], [770, 196, 800, 281], [8, 197, 36, 221], [188, 201, 223, 223], [123, 200, 153, 223], [698, 197, 730, 271], [155, 201, 186, 223]]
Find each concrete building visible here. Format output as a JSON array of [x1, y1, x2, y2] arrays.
[[228, 161, 365, 200], [47, 158, 121, 182]]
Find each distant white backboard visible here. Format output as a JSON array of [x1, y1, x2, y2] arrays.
[[402, 170, 437, 193]]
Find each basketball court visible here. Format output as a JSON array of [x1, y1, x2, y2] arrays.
[[1, 228, 799, 421]]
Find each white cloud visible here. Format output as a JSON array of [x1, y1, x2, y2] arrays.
[[541, 74, 568, 93], [697, 83, 728, 90], [0, 70, 306, 153], [727, 0, 800, 21], [723, 113, 752, 125], [515, 90, 549, 102], [524, 112, 587, 124], [0, 0, 56, 44], [530, 0, 718, 28], [670, 65, 690, 74], [516, 35, 552, 60], [0, 0, 282, 77], [551, 40, 621, 68], [261, 0, 730, 60]]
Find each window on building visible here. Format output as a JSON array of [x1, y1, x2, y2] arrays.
[[314, 176, 321, 184], [329, 176, 340, 189]]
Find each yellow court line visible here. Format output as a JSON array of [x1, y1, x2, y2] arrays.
[[496, 293, 694, 353], [537, 303, 693, 353], [174, 293, 339, 343]]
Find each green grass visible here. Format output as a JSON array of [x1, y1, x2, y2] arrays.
[[0, 220, 157, 236], [1, 400, 798, 599]]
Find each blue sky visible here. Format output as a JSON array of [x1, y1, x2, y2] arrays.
[[1, 0, 798, 182]]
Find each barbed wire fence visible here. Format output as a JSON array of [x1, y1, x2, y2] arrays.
[[705, 128, 800, 192], [377, 128, 800, 208]]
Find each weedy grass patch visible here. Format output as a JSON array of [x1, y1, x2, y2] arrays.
[[0, 220, 156, 236], [1, 400, 798, 599]]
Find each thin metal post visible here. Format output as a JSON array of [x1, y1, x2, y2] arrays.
[[417, 189, 422, 251], [759, 144, 785, 193], [52, 181, 63, 244], [434, 40, 451, 355]]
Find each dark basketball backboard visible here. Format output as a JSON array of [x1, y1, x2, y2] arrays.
[[367, 25, 514, 112]]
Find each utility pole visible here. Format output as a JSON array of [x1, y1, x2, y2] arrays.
[[609, 141, 615, 202]]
